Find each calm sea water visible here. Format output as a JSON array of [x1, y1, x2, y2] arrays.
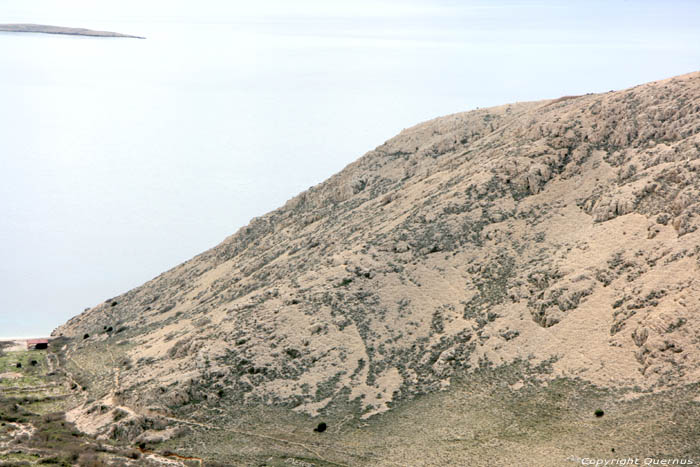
[[1, 1, 699, 337]]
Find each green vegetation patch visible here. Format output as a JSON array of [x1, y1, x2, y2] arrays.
[[0, 349, 48, 388]]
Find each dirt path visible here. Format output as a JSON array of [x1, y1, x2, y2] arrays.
[[138, 447, 203, 466], [107, 348, 121, 392], [46, 352, 57, 373]]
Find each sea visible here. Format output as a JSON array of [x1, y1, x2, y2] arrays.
[[1, 0, 698, 337]]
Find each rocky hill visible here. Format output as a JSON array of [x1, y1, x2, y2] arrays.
[[53, 72, 700, 458]]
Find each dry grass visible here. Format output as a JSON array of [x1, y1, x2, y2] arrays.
[[153, 361, 700, 466]]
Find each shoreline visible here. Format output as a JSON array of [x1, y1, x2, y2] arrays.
[[0, 337, 52, 341], [0, 23, 145, 39]]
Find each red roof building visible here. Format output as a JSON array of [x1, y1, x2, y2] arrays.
[[26, 339, 49, 350]]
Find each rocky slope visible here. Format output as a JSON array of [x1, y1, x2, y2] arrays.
[[54, 72, 700, 438]]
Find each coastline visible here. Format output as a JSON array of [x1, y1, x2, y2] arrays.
[[0, 337, 52, 341], [0, 337, 52, 351]]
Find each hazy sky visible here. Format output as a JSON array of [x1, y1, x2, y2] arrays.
[[1, 0, 699, 337]]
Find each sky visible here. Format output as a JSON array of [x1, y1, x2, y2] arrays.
[[1, 0, 699, 337]]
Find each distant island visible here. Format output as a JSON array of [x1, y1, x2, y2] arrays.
[[0, 23, 145, 39]]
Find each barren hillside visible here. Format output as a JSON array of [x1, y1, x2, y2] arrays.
[[52, 72, 700, 460]]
